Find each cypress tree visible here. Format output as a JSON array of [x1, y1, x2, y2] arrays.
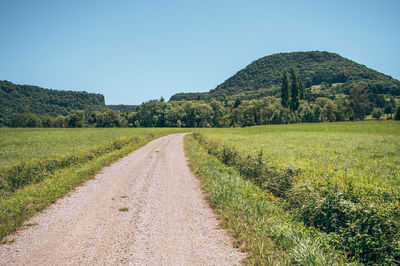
[[280, 69, 289, 108], [290, 67, 300, 111], [298, 74, 305, 100]]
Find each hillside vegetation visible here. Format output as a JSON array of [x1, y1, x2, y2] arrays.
[[170, 51, 400, 101], [0, 80, 105, 124]]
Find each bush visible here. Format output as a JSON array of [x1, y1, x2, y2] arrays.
[[264, 164, 297, 197], [288, 183, 400, 263]]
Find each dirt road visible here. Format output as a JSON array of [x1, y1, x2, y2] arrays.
[[0, 134, 243, 265]]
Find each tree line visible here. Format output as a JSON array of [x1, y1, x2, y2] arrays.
[[4, 93, 400, 128]]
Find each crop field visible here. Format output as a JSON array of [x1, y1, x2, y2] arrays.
[[192, 121, 400, 264], [0, 127, 187, 240]]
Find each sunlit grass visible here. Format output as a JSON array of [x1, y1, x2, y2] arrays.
[[198, 121, 400, 192], [0, 128, 187, 166]]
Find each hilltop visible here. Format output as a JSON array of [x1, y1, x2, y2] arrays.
[[170, 51, 400, 101], [0, 80, 105, 123]]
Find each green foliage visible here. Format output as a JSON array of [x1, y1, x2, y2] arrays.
[[171, 51, 400, 101], [349, 84, 369, 120], [9, 113, 43, 127], [280, 69, 290, 107], [290, 67, 301, 111], [67, 111, 85, 127], [395, 106, 400, 120], [88, 108, 128, 127], [0, 80, 105, 124], [372, 108, 384, 119]]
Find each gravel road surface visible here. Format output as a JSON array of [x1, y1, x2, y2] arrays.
[[0, 134, 243, 265]]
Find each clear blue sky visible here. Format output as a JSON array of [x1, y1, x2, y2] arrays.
[[0, 0, 399, 105]]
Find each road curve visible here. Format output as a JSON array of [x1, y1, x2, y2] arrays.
[[0, 134, 243, 265]]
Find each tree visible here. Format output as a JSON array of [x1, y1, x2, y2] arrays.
[[9, 113, 42, 127], [234, 99, 241, 108], [290, 67, 300, 111], [298, 75, 305, 100], [280, 69, 289, 108], [395, 106, 400, 121], [67, 111, 85, 127], [210, 100, 225, 127], [372, 108, 383, 119], [348, 84, 369, 120]]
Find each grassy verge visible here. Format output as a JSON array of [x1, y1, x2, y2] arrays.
[[0, 133, 169, 240], [184, 134, 351, 265]]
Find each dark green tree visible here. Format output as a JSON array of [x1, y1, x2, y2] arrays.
[[280, 69, 289, 108], [9, 113, 42, 127], [348, 84, 369, 120], [395, 106, 400, 120], [290, 67, 300, 111], [298, 75, 305, 100], [67, 111, 85, 127]]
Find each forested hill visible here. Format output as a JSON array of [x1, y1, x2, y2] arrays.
[[170, 51, 400, 101], [0, 80, 105, 122]]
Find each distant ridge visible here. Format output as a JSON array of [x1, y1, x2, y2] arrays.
[[0, 80, 105, 122], [170, 51, 400, 101]]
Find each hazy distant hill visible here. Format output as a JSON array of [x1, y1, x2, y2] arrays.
[[0, 80, 105, 122], [170, 51, 400, 101]]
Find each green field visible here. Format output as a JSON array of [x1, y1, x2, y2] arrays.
[[198, 122, 400, 192], [0, 128, 188, 240], [0, 128, 186, 166], [192, 121, 400, 264]]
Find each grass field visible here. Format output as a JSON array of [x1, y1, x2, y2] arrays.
[[0, 128, 188, 240], [198, 121, 400, 192], [192, 121, 400, 264], [0, 128, 186, 166]]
